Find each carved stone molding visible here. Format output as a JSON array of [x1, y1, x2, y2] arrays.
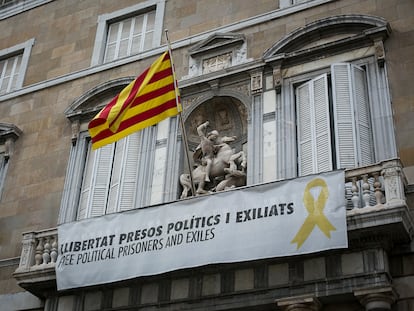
[[187, 32, 249, 78], [374, 39, 385, 67], [250, 71, 263, 94], [264, 14, 391, 68], [354, 287, 397, 310], [272, 63, 282, 93], [71, 119, 80, 146], [0, 122, 22, 158], [381, 162, 406, 207], [276, 294, 321, 311]]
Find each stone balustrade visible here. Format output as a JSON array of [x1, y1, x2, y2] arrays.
[[345, 158, 406, 213], [13, 158, 408, 279], [14, 227, 58, 274]]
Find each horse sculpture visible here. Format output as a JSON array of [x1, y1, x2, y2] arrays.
[[179, 143, 246, 198]]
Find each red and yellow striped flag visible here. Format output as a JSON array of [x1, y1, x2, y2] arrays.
[[88, 51, 182, 149]]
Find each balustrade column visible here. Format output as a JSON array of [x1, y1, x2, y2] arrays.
[[372, 172, 384, 205]]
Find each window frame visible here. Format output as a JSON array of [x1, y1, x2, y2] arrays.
[[278, 56, 396, 179], [0, 38, 34, 95], [59, 77, 180, 224], [0, 0, 53, 20], [91, 0, 166, 66], [0, 123, 22, 201]]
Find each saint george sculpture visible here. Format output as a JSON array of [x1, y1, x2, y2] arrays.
[[180, 121, 246, 198]]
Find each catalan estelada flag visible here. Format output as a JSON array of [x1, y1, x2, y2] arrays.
[[88, 51, 181, 149]]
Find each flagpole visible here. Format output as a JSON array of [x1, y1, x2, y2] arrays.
[[165, 29, 197, 197]]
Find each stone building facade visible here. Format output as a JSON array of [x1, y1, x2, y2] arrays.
[[0, 0, 413, 310]]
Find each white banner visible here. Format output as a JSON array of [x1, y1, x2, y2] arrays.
[[56, 170, 347, 290]]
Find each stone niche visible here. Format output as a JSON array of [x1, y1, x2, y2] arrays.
[[180, 95, 248, 196], [184, 96, 247, 151]]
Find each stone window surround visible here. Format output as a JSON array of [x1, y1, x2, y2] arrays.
[[0, 122, 22, 200], [59, 77, 180, 224], [0, 38, 35, 94], [0, 0, 53, 20], [262, 14, 395, 181], [186, 33, 249, 78], [90, 0, 166, 67]]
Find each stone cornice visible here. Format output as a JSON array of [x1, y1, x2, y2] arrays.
[[0, 0, 334, 103]]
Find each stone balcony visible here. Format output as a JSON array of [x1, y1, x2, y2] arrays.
[[13, 158, 414, 300]]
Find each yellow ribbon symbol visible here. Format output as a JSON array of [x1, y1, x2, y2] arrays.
[[291, 178, 336, 249]]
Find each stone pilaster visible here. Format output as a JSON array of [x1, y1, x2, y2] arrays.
[[354, 287, 397, 311]]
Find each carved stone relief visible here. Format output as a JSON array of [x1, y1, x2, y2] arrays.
[[180, 96, 248, 197]]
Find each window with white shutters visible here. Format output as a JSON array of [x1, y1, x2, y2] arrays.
[[91, 1, 166, 66], [295, 63, 374, 176], [0, 39, 34, 96], [296, 74, 333, 176], [77, 132, 144, 220]]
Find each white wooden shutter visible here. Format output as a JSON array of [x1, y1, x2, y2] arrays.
[[332, 63, 357, 168], [89, 143, 114, 217], [77, 141, 94, 220], [106, 138, 125, 214], [332, 63, 374, 168], [352, 65, 374, 165], [119, 132, 141, 211], [296, 74, 332, 176], [77, 143, 114, 219]]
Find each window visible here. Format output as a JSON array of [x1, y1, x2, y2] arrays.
[[62, 121, 179, 222], [0, 38, 34, 96], [91, 0, 166, 66], [60, 78, 180, 223], [262, 15, 397, 181], [0, 0, 52, 19], [104, 11, 156, 63], [62, 121, 180, 222], [296, 63, 373, 176], [77, 132, 143, 220], [0, 54, 22, 95], [0, 0, 15, 7]]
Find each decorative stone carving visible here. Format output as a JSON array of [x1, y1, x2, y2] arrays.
[[17, 232, 36, 270], [202, 52, 232, 74], [250, 71, 263, 94], [273, 63, 282, 93], [71, 119, 80, 145], [381, 162, 406, 207], [186, 33, 249, 78], [355, 286, 397, 310], [0, 123, 22, 159], [276, 295, 322, 311], [374, 39, 385, 67], [180, 120, 246, 198]]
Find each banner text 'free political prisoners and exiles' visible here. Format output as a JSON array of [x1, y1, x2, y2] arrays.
[[56, 170, 347, 290]]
